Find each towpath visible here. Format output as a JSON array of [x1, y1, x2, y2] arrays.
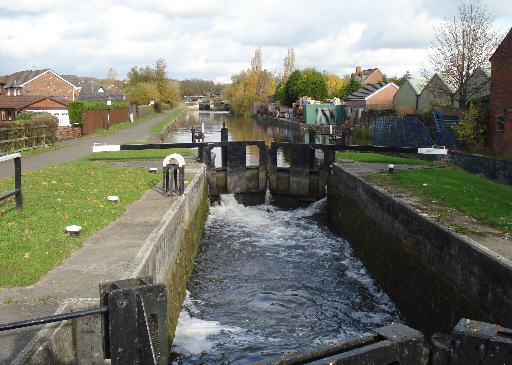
[[0, 108, 191, 364], [0, 110, 174, 179]]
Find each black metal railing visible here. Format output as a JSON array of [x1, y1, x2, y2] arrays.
[[0, 152, 22, 210], [0, 276, 168, 365]]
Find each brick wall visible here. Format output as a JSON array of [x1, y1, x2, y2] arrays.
[[489, 28, 512, 156], [56, 126, 82, 140], [368, 84, 398, 106], [23, 72, 78, 100]]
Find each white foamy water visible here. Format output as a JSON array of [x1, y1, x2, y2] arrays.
[[171, 194, 401, 364]]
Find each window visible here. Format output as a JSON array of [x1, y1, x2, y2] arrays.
[[1, 111, 5, 120], [7, 89, 10, 96], [496, 116, 505, 131], [17, 88, 21, 95]]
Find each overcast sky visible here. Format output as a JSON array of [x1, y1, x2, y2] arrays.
[[1, 0, 511, 83]]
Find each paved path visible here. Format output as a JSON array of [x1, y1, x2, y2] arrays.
[[0, 110, 173, 179], [0, 109, 186, 364]]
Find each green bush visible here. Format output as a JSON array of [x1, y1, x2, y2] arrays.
[[0, 113, 58, 153], [67, 101, 130, 124], [295, 69, 328, 101], [136, 105, 154, 119], [15, 111, 35, 121]]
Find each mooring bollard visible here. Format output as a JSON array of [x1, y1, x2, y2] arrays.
[[162, 154, 186, 196]]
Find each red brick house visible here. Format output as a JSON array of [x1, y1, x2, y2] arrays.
[[0, 95, 68, 125], [345, 82, 399, 124], [0, 69, 80, 100], [489, 27, 512, 156], [351, 66, 384, 84]]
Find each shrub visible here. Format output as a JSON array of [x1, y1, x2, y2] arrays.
[[0, 113, 58, 153], [15, 111, 35, 121], [136, 105, 154, 119]]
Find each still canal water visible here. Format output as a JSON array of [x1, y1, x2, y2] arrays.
[[168, 111, 401, 364]]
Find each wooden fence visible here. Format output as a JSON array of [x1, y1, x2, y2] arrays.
[[82, 107, 130, 135], [0, 124, 49, 155]]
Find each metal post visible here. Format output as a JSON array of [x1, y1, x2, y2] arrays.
[[221, 123, 228, 168], [107, 108, 110, 130], [309, 129, 316, 144], [14, 156, 22, 210], [191, 128, 196, 143]]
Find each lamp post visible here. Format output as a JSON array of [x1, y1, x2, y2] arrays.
[[106, 97, 112, 130]]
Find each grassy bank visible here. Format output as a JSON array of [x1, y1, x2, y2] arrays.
[[149, 107, 186, 133], [336, 151, 435, 165], [385, 168, 512, 234], [88, 147, 195, 161], [0, 160, 159, 287]]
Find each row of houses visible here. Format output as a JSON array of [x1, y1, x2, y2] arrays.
[[343, 26, 512, 155], [0, 69, 126, 126]]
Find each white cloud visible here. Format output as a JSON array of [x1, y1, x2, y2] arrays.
[[0, 0, 510, 82]]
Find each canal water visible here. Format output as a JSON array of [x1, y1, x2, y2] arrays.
[[168, 111, 401, 364]]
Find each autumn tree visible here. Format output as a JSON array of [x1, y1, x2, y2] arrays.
[[106, 67, 118, 81], [427, 1, 500, 108], [126, 58, 180, 105], [223, 48, 276, 115], [325, 73, 344, 97]]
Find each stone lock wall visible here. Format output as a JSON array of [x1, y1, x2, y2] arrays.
[[327, 164, 512, 335]]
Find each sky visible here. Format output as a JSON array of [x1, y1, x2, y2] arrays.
[[1, 0, 511, 84]]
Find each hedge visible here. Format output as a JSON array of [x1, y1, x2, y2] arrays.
[[67, 101, 130, 125], [1, 112, 58, 154], [136, 105, 154, 119]]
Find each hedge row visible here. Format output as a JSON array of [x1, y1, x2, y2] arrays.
[[1, 113, 58, 154], [67, 101, 130, 124]]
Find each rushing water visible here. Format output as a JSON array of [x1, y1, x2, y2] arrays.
[[170, 195, 401, 364], [169, 111, 401, 364]]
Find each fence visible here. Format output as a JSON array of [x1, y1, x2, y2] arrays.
[[449, 150, 512, 185], [0, 124, 49, 155], [0, 153, 22, 210], [372, 116, 435, 147], [82, 107, 130, 135]]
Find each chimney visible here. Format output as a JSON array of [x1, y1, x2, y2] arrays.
[[356, 66, 361, 74]]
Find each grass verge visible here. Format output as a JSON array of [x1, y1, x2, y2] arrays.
[[0, 160, 159, 287], [336, 151, 435, 165], [149, 107, 186, 133], [87, 147, 195, 161], [384, 168, 512, 234]]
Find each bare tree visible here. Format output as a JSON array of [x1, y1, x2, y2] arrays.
[[251, 47, 262, 72], [427, 0, 500, 108], [106, 67, 118, 81], [283, 48, 295, 82]]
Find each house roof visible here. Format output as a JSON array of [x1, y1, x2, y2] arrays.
[[407, 78, 428, 95], [77, 91, 126, 103], [490, 27, 512, 61], [60, 75, 81, 88], [345, 82, 397, 101], [2, 69, 80, 90], [431, 73, 457, 94], [2, 70, 49, 88], [0, 95, 68, 110]]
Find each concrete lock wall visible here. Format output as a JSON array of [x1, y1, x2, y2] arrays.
[[327, 164, 512, 335], [24, 166, 208, 364]]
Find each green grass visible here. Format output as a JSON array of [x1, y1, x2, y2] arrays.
[[149, 107, 186, 133], [20, 144, 70, 158], [87, 148, 195, 161], [389, 168, 512, 234], [336, 152, 435, 165], [0, 160, 159, 287]]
